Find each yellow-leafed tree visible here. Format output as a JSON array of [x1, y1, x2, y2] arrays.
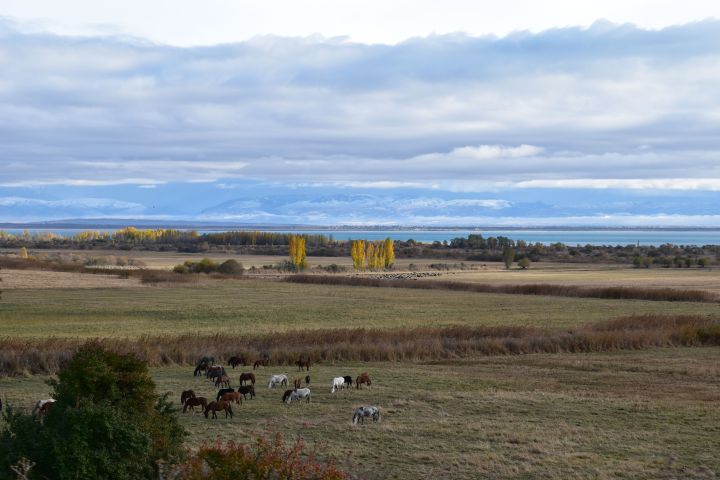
[[384, 237, 395, 269], [19, 246, 28, 259], [351, 240, 366, 270], [289, 235, 307, 271]]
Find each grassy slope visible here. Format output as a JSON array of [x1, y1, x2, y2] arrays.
[[2, 279, 720, 338], [2, 348, 718, 479]]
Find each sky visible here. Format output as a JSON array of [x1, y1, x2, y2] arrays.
[[1, 1, 719, 226]]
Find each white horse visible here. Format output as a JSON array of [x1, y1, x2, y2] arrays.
[[268, 374, 289, 388], [352, 406, 381, 424], [331, 376, 345, 393], [287, 388, 311, 404]]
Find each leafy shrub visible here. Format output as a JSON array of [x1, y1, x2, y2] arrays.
[[0, 344, 185, 479], [217, 259, 244, 275], [168, 433, 348, 480]]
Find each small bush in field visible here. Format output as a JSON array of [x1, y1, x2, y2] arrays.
[[170, 433, 348, 480], [217, 259, 244, 274]]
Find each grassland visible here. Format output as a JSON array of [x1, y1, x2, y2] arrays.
[[2, 348, 718, 479], [3, 275, 720, 338]]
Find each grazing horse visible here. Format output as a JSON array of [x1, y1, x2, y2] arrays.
[[193, 363, 208, 377], [214, 374, 231, 389], [204, 400, 233, 419], [194, 356, 214, 376], [220, 391, 242, 405], [293, 377, 302, 389], [183, 396, 208, 414], [216, 388, 235, 402], [281, 389, 294, 403], [253, 359, 268, 370], [206, 365, 225, 381], [239, 372, 256, 386], [286, 388, 311, 405], [32, 399, 55, 420], [268, 374, 289, 389], [356, 372, 372, 389], [305, 375, 311, 386], [228, 356, 247, 369], [295, 358, 311, 371], [331, 377, 346, 394], [343, 376, 353, 389], [238, 385, 255, 400], [352, 406, 381, 424], [180, 390, 196, 405]]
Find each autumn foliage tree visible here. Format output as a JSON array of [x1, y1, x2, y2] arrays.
[[351, 240, 366, 270], [289, 235, 307, 271], [384, 237, 395, 268], [351, 238, 395, 271]]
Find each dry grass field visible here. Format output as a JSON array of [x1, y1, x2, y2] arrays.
[[1, 348, 718, 479], [1, 257, 719, 478]]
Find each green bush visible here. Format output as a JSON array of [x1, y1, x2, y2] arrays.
[[217, 259, 244, 274], [0, 344, 185, 479]]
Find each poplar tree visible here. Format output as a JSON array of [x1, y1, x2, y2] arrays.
[[289, 235, 307, 270], [351, 240, 366, 270], [384, 237, 395, 268]]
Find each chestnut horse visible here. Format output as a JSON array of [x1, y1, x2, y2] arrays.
[[239, 372, 255, 386], [214, 374, 231, 388], [204, 400, 233, 419], [220, 391, 242, 405], [253, 359, 268, 370], [295, 358, 311, 371], [293, 377, 302, 389], [356, 372, 371, 389], [183, 396, 208, 414], [216, 388, 235, 402], [228, 356, 247, 369]]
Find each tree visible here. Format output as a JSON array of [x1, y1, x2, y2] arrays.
[[19, 247, 28, 259], [288, 235, 307, 271], [502, 247, 515, 269], [697, 257, 710, 268], [0, 344, 185, 479], [218, 259, 244, 274], [518, 257, 531, 269], [350, 240, 366, 271], [384, 238, 395, 269]]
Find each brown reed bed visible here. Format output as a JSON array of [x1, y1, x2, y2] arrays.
[[1, 315, 718, 377], [286, 274, 718, 302]]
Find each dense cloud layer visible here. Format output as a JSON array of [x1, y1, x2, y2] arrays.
[[1, 19, 719, 224]]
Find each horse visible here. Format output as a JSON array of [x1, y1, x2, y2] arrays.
[[286, 388, 311, 405], [194, 356, 214, 376], [220, 391, 243, 405], [183, 396, 208, 414], [331, 377, 346, 394], [193, 363, 208, 377], [216, 388, 235, 402], [214, 374, 231, 389], [32, 399, 55, 420], [352, 406, 381, 424], [228, 356, 247, 369], [343, 376, 353, 389], [238, 385, 255, 400], [305, 375, 311, 386], [204, 400, 233, 419], [293, 377, 302, 389], [180, 390, 196, 405], [295, 358, 311, 371], [281, 389, 294, 403], [239, 372, 256, 386], [268, 374, 288, 389], [356, 372, 371, 389], [253, 359, 268, 370], [206, 365, 225, 381]]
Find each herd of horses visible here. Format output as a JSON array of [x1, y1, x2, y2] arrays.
[[184, 356, 380, 423]]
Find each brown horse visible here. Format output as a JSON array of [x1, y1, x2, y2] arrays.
[[356, 372, 371, 389], [238, 385, 255, 400], [293, 377, 302, 389], [180, 390, 196, 405], [214, 374, 231, 388], [183, 396, 208, 414], [253, 359, 268, 370], [220, 391, 242, 405], [204, 400, 233, 419], [228, 356, 247, 369], [193, 363, 208, 377], [239, 372, 256, 386], [295, 358, 311, 371]]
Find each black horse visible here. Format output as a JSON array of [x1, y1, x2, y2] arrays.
[[343, 376, 353, 389], [216, 388, 235, 402], [238, 385, 255, 400]]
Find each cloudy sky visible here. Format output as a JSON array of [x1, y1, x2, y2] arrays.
[[1, 1, 719, 226]]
